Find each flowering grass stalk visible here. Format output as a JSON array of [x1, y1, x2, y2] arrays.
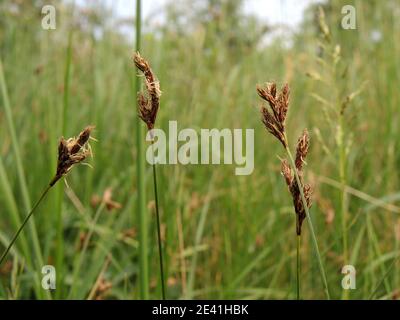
[[257, 82, 330, 299], [134, 52, 166, 300], [0, 126, 94, 267]]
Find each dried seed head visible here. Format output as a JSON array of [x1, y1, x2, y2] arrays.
[[256, 81, 312, 236], [276, 83, 289, 124], [50, 126, 94, 186], [257, 82, 290, 148], [257, 83, 277, 107], [280, 131, 312, 235], [133, 52, 150, 74], [70, 125, 95, 154], [295, 129, 310, 172], [281, 159, 293, 187], [303, 183, 313, 209], [260, 106, 286, 147], [290, 180, 313, 236], [269, 82, 277, 97], [133, 52, 161, 131]]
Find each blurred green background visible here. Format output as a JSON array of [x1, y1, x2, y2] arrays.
[[0, 0, 400, 299]]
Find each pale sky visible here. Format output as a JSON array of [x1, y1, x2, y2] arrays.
[[125, 0, 316, 26], [76, 0, 318, 25], [74, 0, 321, 41]]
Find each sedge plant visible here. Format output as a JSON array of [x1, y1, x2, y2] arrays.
[[256, 82, 330, 300], [0, 126, 95, 268], [133, 52, 166, 300]]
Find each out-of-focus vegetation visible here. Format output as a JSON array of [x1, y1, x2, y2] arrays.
[[1, 0, 400, 299]]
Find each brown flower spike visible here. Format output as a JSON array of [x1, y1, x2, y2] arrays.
[[50, 126, 94, 186], [133, 52, 161, 131], [258, 83, 312, 235], [285, 129, 312, 236], [295, 129, 310, 173], [258, 82, 290, 148]]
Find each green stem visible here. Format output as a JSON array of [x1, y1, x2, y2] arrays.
[[285, 145, 330, 299], [296, 234, 301, 300], [338, 116, 349, 300], [152, 160, 166, 299], [135, 0, 149, 300], [0, 185, 52, 266], [54, 29, 73, 298]]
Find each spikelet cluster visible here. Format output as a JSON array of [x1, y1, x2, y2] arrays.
[[281, 130, 312, 235], [133, 52, 161, 131], [258, 82, 289, 148], [50, 126, 94, 186], [258, 82, 312, 235]]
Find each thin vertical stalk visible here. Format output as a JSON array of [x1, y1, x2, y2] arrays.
[[135, 0, 149, 299], [285, 145, 330, 300], [296, 234, 301, 300], [62, 31, 73, 134], [152, 159, 166, 299], [332, 58, 349, 299], [54, 30, 73, 298], [0, 186, 52, 266], [338, 116, 349, 300]]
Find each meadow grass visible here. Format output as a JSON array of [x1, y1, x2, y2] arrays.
[[0, 0, 399, 300]]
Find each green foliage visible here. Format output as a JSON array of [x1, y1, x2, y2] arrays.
[[0, 0, 399, 299]]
